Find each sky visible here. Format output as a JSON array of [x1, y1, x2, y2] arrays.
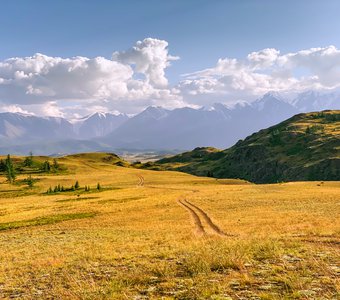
[[1, 0, 340, 117]]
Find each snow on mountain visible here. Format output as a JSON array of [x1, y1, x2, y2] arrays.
[[103, 93, 300, 150], [0, 89, 339, 154], [0, 111, 130, 145], [293, 90, 340, 112], [0, 112, 74, 144], [76, 112, 129, 138]]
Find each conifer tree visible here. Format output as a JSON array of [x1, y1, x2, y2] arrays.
[[53, 158, 59, 170], [42, 161, 51, 172], [26, 175, 34, 188], [0, 159, 6, 172], [5, 154, 16, 183], [75, 181, 79, 189], [24, 151, 33, 167], [97, 183, 101, 190]]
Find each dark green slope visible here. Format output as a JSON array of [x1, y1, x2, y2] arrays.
[[142, 110, 340, 183]]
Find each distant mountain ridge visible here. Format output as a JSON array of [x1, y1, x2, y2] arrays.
[[143, 110, 340, 183], [73, 112, 129, 138], [0, 90, 339, 155], [0, 111, 128, 143], [101, 91, 331, 150]]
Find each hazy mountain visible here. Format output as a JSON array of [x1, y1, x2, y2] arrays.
[[0, 111, 129, 147], [0, 113, 74, 145], [103, 92, 300, 150], [143, 110, 340, 183], [0, 139, 111, 156], [0, 111, 130, 155], [293, 90, 340, 112], [0, 90, 339, 155], [74, 112, 129, 139]]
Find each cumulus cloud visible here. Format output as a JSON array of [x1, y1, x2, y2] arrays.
[[0, 38, 183, 116], [0, 53, 136, 104], [1, 40, 340, 116], [179, 45, 340, 105], [112, 38, 179, 87]]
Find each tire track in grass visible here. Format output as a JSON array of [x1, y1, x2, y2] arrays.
[[178, 199, 206, 236], [183, 199, 227, 236], [136, 175, 144, 186]]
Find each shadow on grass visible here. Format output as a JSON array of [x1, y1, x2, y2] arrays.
[[0, 212, 96, 231], [56, 196, 100, 203], [43, 187, 121, 197]]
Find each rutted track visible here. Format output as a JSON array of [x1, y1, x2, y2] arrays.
[[183, 200, 227, 236], [178, 199, 228, 237], [178, 199, 205, 235], [136, 175, 145, 186]]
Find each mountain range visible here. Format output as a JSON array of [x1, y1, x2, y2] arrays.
[[0, 90, 339, 155]]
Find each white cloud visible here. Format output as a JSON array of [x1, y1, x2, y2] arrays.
[[0, 104, 33, 115], [112, 38, 179, 87], [1, 41, 340, 116], [0, 38, 183, 116], [0, 53, 133, 104], [179, 45, 340, 105]]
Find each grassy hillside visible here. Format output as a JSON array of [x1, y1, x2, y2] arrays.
[[143, 110, 340, 183], [0, 153, 339, 299]]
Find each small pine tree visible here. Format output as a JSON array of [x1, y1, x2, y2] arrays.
[[87, 185, 90, 191], [26, 175, 34, 188], [42, 161, 51, 172], [75, 181, 79, 189], [61, 186, 65, 192], [0, 159, 6, 172], [24, 151, 33, 167], [97, 183, 101, 190], [71, 185, 75, 191], [54, 186, 58, 193], [5, 154, 16, 183], [57, 184, 61, 192], [48, 187, 52, 194], [53, 158, 59, 170]]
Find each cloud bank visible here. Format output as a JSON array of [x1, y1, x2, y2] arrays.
[[179, 46, 340, 105], [0, 38, 183, 116], [0, 39, 340, 117]]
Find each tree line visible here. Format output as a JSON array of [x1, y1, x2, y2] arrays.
[[0, 153, 61, 186], [46, 181, 102, 194]]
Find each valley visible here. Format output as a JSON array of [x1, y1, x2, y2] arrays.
[[0, 153, 339, 299]]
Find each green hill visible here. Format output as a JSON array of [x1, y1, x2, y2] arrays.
[[142, 110, 340, 183]]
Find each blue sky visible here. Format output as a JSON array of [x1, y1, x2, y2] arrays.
[[1, 0, 340, 116], [1, 0, 340, 81]]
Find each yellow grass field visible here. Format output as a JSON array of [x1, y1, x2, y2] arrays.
[[0, 153, 339, 299]]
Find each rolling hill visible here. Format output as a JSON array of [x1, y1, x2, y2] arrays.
[[142, 110, 340, 183]]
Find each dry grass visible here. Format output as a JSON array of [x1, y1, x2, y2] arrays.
[[0, 154, 339, 299]]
